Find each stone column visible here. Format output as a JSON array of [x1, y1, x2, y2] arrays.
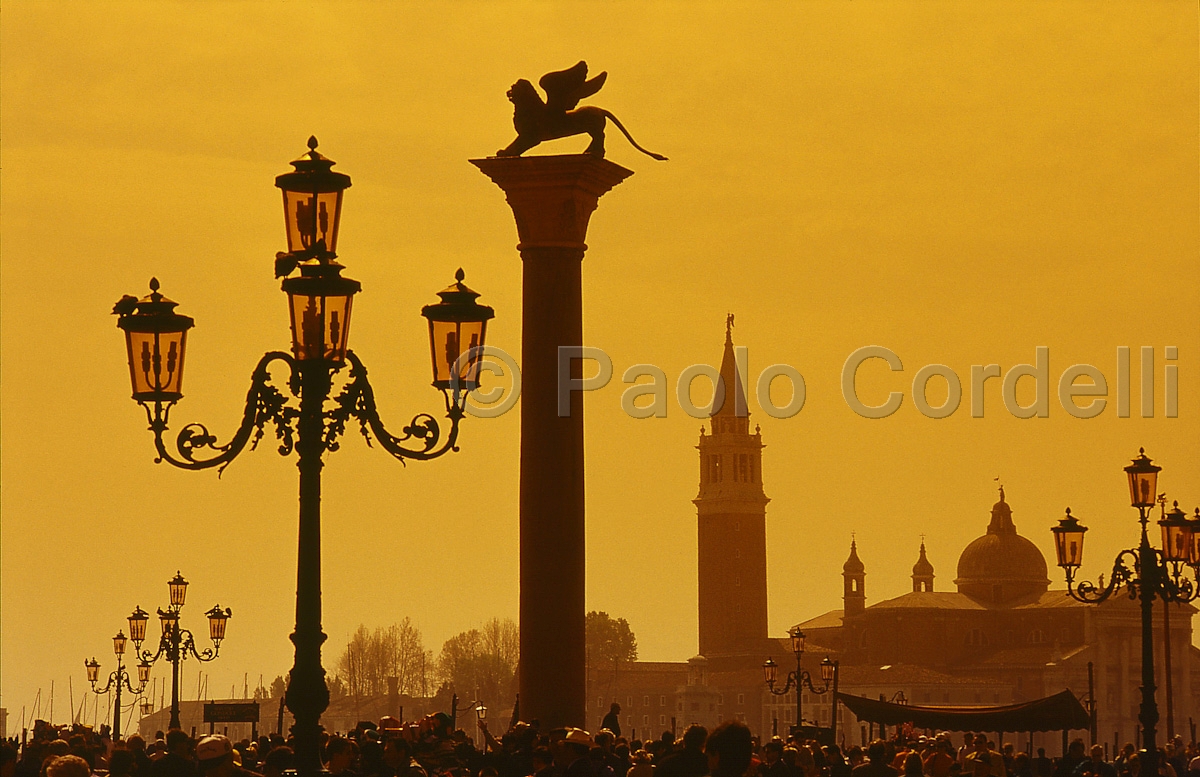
[[471, 154, 632, 729]]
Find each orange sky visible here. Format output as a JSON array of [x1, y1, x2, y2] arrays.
[[2, 1, 1197, 726]]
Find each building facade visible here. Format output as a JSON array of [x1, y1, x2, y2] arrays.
[[585, 323, 1200, 750]]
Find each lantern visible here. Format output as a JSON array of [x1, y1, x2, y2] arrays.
[[788, 627, 806, 656], [137, 661, 152, 686], [159, 608, 179, 635], [113, 630, 127, 656], [1051, 508, 1088, 569], [207, 605, 232, 643], [282, 262, 361, 363], [820, 656, 835, 683], [1190, 509, 1200, 566], [141, 700, 154, 716], [1125, 448, 1161, 509], [168, 571, 189, 608], [85, 658, 101, 685], [476, 704, 487, 722], [421, 269, 494, 394], [128, 606, 150, 646], [1160, 502, 1192, 563], [114, 279, 194, 403], [275, 136, 351, 257], [762, 657, 779, 686]]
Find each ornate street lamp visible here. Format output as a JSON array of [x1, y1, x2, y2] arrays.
[[763, 627, 834, 734], [128, 606, 150, 647], [1051, 449, 1199, 777], [275, 136, 351, 260], [85, 628, 150, 740], [134, 574, 230, 732], [113, 138, 493, 777], [113, 281, 194, 404]]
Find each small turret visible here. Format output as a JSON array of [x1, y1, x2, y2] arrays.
[[843, 538, 866, 617], [912, 539, 935, 593]]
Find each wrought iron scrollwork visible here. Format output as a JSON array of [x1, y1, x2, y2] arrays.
[[331, 351, 462, 463], [143, 349, 462, 473], [1066, 546, 1200, 606]]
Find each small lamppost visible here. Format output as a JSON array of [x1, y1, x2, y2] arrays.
[[133, 572, 231, 731], [85, 630, 151, 740], [113, 138, 494, 777], [1051, 449, 1200, 777], [763, 627, 835, 733]]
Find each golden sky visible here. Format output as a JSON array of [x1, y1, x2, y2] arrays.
[[2, 1, 1197, 724]]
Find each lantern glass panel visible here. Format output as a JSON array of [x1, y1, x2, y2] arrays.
[[428, 319, 487, 390], [113, 631, 127, 656], [1161, 507, 1192, 563], [128, 608, 149, 644], [208, 610, 229, 642], [138, 662, 151, 685], [160, 611, 178, 634], [169, 575, 188, 607], [282, 189, 343, 254], [1053, 526, 1085, 568], [1125, 451, 1161, 509], [125, 330, 187, 399], [1128, 470, 1159, 508], [1190, 511, 1200, 565], [288, 292, 354, 363]]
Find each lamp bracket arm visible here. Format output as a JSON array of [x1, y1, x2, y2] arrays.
[[147, 352, 299, 474], [333, 351, 462, 463], [137, 643, 167, 665], [1070, 550, 1137, 603]]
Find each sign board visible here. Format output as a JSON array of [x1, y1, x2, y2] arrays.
[[203, 702, 260, 723]]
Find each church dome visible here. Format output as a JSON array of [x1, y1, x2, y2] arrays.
[[954, 488, 1049, 604]]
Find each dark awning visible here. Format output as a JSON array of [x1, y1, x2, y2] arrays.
[[836, 690, 1090, 732]]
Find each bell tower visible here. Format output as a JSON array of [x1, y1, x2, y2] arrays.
[[912, 539, 934, 593], [843, 539, 866, 617], [695, 316, 769, 657]]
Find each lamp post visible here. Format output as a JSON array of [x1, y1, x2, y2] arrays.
[[1051, 448, 1200, 777], [113, 138, 493, 777], [132, 574, 231, 732], [85, 630, 151, 740], [763, 627, 836, 732]]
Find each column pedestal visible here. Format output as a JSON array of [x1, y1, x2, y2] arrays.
[[472, 154, 632, 730]]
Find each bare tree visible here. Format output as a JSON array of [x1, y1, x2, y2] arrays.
[[335, 620, 432, 699], [438, 618, 518, 710]]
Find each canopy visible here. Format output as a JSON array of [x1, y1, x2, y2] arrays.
[[835, 690, 1090, 732]]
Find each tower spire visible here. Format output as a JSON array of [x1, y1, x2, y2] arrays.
[[712, 315, 748, 425]]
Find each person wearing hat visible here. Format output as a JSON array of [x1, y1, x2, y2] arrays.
[[556, 729, 595, 777], [195, 736, 258, 777]]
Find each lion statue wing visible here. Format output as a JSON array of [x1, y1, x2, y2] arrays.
[[539, 60, 608, 114]]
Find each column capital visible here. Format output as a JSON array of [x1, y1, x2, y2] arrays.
[[471, 154, 633, 250]]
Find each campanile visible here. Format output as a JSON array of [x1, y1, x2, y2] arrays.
[[694, 318, 770, 657]]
